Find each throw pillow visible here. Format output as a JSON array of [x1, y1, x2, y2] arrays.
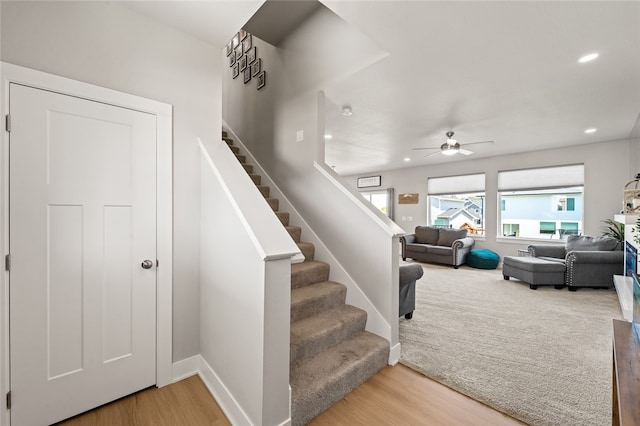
[[565, 235, 618, 253], [415, 226, 439, 245], [436, 228, 467, 246]]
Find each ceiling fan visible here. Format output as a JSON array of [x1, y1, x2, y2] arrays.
[[412, 131, 494, 157]]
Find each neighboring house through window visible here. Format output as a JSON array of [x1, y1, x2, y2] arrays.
[[427, 173, 486, 236], [498, 164, 584, 240]]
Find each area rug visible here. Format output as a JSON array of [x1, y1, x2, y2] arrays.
[[399, 263, 623, 426]]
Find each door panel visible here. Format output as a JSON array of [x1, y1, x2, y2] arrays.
[[9, 83, 157, 425]]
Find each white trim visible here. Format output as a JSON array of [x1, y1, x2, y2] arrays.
[[171, 355, 200, 383], [0, 62, 173, 426], [197, 355, 253, 426], [389, 342, 401, 365]]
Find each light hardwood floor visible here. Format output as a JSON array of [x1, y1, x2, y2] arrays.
[[58, 364, 524, 425]]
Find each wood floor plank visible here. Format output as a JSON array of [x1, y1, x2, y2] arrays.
[[57, 365, 524, 425]]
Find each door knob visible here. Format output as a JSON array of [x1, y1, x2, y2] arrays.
[[141, 260, 154, 269]]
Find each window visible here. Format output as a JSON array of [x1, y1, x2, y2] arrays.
[[361, 188, 394, 219], [498, 164, 583, 240], [427, 173, 485, 236]]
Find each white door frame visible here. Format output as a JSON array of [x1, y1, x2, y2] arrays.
[[0, 62, 173, 426]]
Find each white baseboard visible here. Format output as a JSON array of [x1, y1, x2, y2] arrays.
[[172, 355, 254, 426], [171, 355, 200, 383], [389, 342, 401, 365]]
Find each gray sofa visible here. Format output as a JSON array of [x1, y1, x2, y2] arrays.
[[528, 235, 623, 290], [400, 226, 475, 268], [399, 264, 423, 319]]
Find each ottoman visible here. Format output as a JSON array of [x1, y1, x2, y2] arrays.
[[502, 256, 566, 290], [467, 249, 500, 269]]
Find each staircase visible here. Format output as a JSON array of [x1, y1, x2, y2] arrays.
[[222, 131, 389, 425]]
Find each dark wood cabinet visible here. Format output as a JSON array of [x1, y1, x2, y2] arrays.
[[612, 319, 640, 425]]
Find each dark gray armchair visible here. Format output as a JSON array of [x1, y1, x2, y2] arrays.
[[528, 235, 623, 291], [399, 264, 423, 319]]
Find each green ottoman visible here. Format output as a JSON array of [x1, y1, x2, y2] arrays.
[[467, 249, 500, 269]]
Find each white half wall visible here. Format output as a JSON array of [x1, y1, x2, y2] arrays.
[[0, 0, 222, 362]]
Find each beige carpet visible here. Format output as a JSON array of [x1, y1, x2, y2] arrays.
[[399, 262, 623, 426]]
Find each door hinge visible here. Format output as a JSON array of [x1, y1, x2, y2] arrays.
[[4, 254, 9, 272], [5, 115, 10, 133], [6, 391, 11, 410]]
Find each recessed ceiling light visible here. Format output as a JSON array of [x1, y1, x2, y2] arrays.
[[341, 106, 353, 116], [578, 53, 599, 63], [584, 128, 597, 134], [404, 157, 411, 162], [324, 134, 332, 139]]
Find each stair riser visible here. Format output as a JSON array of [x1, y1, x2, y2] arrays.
[[290, 335, 389, 426], [257, 186, 270, 198], [290, 283, 346, 322], [276, 211, 289, 226], [266, 198, 279, 211], [291, 264, 329, 289], [298, 243, 315, 261], [290, 308, 367, 366], [287, 226, 302, 243]]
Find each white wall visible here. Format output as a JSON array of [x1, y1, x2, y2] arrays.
[[346, 139, 631, 259], [1, 1, 221, 362]]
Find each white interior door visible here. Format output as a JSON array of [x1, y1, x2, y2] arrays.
[[9, 83, 157, 425]]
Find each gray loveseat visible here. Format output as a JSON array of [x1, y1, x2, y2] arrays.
[[400, 226, 475, 268], [528, 235, 623, 290]]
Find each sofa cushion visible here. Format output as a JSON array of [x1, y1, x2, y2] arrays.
[[415, 226, 439, 245], [405, 243, 428, 253], [427, 245, 453, 257], [566, 235, 618, 253], [436, 228, 467, 247]]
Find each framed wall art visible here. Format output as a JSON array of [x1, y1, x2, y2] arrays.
[[246, 47, 256, 65], [251, 58, 261, 77], [234, 44, 243, 60], [239, 30, 248, 41], [242, 34, 252, 52], [357, 175, 381, 188], [231, 33, 240, 48], [239, 55, 247, 71], [232, 63, 239, 79], [229, 52, 235, 67], [256, 71, 266, 90], [225, 41, 233, 57], [243, 69, 252, 84]]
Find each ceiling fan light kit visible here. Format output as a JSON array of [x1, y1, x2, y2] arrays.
[[412, 131, 495, 158]]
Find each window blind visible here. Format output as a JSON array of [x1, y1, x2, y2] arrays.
[[498, 164, 584, 191], [427, 173, 485, 195]]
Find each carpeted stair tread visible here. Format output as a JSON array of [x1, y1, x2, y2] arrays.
[[290, 281, 346, 322], [291, 260, 329, 289], [242, 164, 254, 174], [222, 131, 228, 138], [231, 147, 241, 155], [286, 225, 302, 242], [223, 137, 233, 145], [249, 174, 261, 185], [275, 211, 289, 226], [297, 242, 315, 261], [290, 331, 389, 426], [290, 305, 367, 367]]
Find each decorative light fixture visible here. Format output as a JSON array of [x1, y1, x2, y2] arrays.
[[584, 128, 597, 134], [578, 52, 599, 63], [324, 134, 333, 139], [440, 142, 459, 156], [341, 106, 353, 116], [404, 157, 411, 162]]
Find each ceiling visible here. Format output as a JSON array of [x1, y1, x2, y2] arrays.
[[121, 1, 640, 176]]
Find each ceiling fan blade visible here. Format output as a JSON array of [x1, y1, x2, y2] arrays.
[[459, 148, 474, 155], [412, 146, 439, 151], [425, 150, 441, 158], [463, 140, 495, 147]]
